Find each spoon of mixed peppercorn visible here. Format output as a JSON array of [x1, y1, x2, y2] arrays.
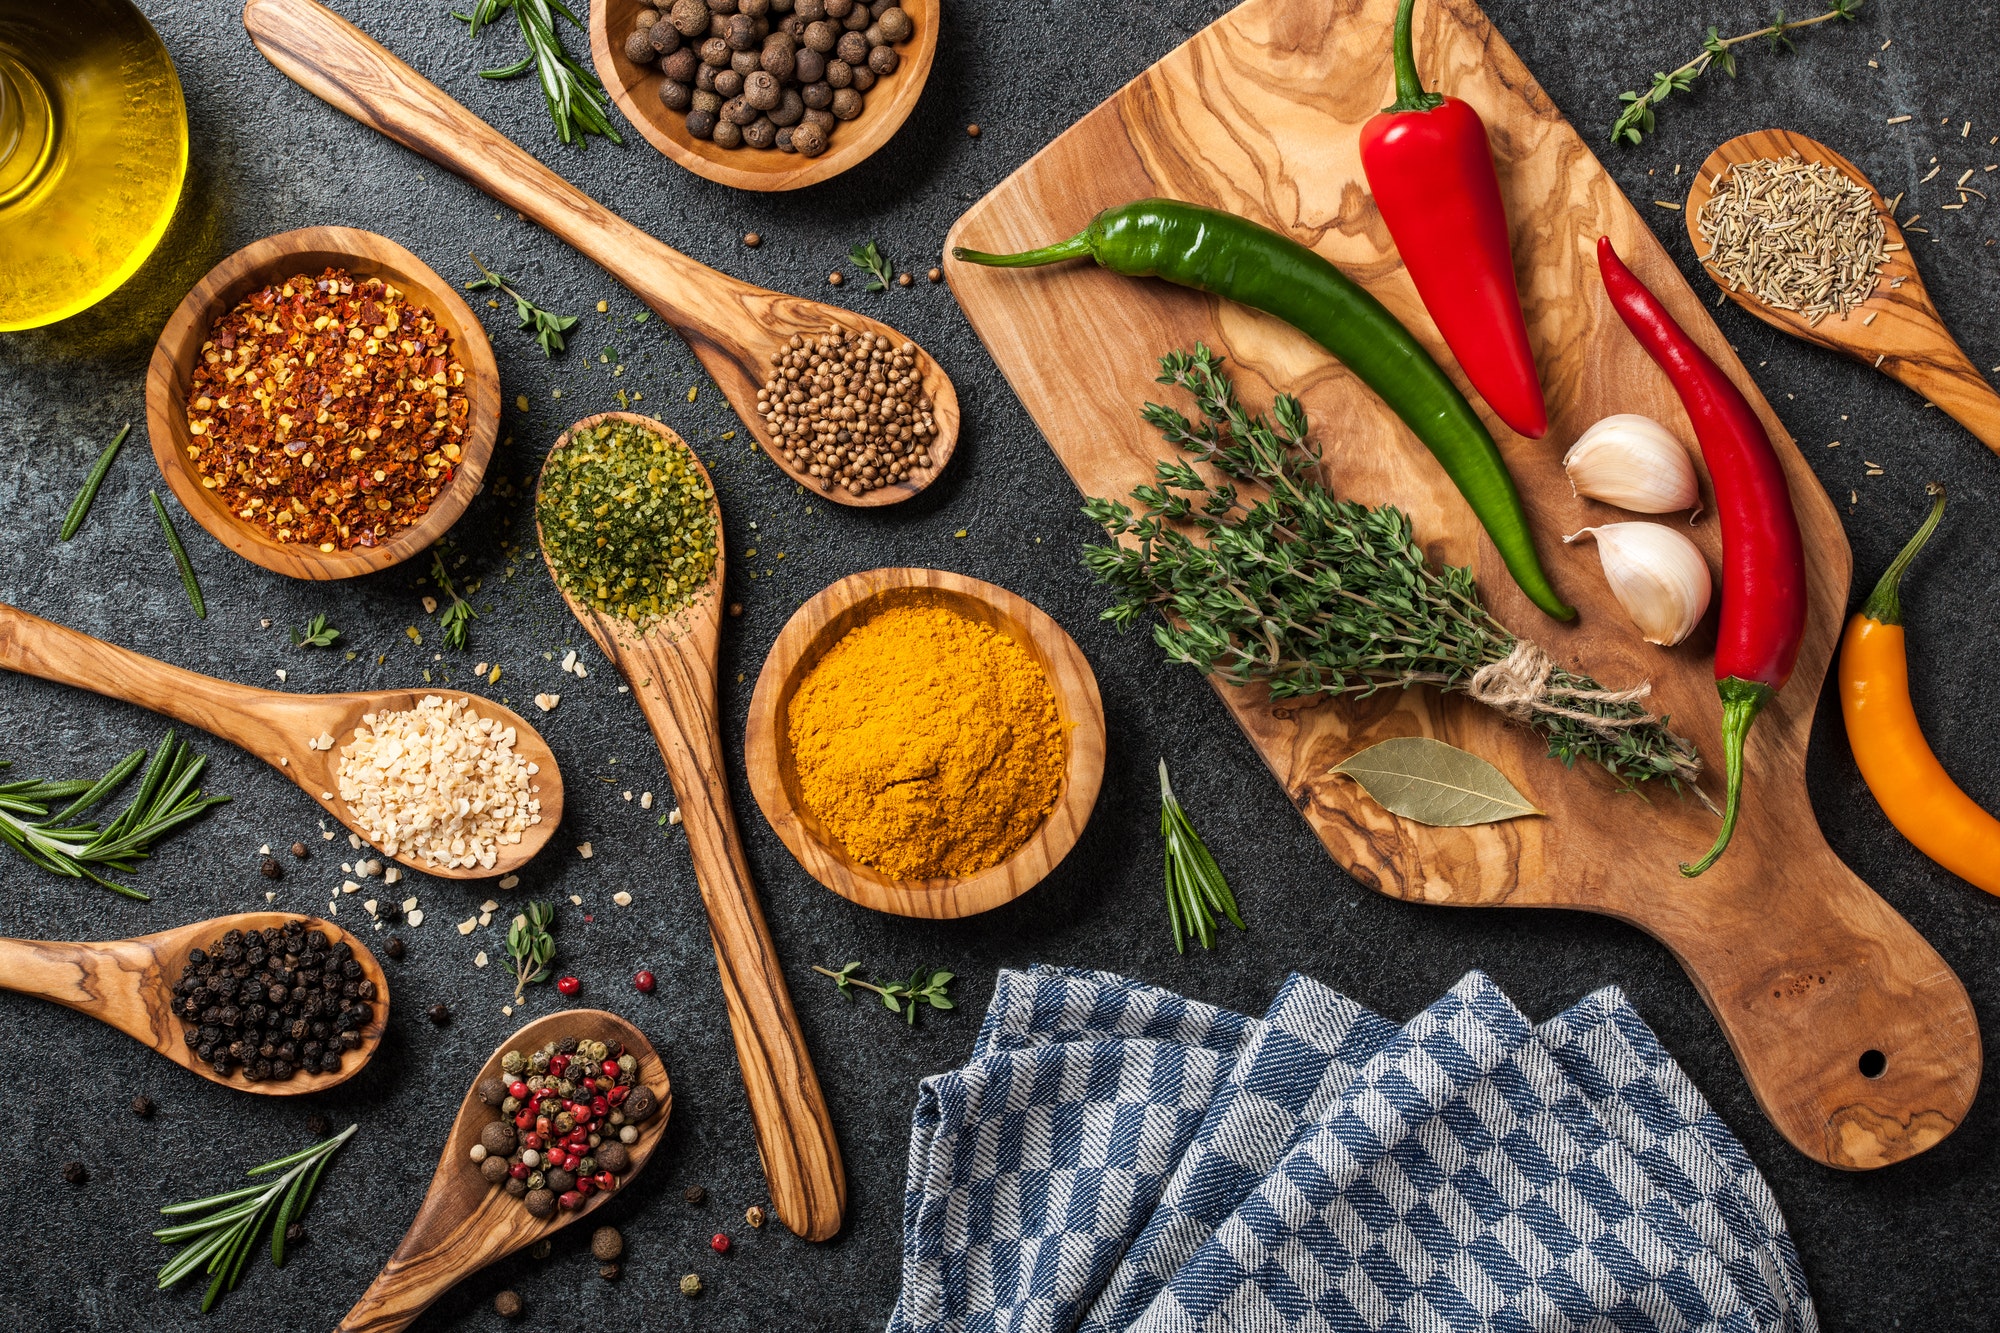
[[333, 1010, 670, 1333], [243, 0, 962, 508], [0, 601, 566, 881], [0, 910, 388, 1096]]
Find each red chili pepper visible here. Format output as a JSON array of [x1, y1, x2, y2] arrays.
[[1359, 0, 1546, 440], [1595, 237, 1807, 877]]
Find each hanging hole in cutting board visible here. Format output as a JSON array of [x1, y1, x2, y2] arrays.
[[1859, 1049, 1888, 1079]]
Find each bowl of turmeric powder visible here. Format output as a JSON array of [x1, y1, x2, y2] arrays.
[[745, 567, 1106, 918]]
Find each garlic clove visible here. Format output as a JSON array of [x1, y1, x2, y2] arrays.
[[1563, 414, 1702, 515], [1564, 522, 1713, 647]]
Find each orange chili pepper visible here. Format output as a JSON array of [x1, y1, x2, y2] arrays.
[[1839, 483, 2000, 895]]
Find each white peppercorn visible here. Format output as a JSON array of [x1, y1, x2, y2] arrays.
[[829, 85, 862, 119]]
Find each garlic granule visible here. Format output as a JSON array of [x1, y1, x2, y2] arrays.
[[337, 695, 542, 871]]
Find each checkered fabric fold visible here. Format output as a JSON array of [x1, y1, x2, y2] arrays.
[[892, 967, 1814, 1333]]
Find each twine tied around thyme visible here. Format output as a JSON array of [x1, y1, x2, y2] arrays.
[[1470, 639, 1651, 730]]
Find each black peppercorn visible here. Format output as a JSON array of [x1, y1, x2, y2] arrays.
[[131, 1094, 156, 1118], [260, 857, 282, 880], [685, 1184, 707, 1205], [494, 1290, 524, 1320], [62, 1161, 88, 1185], [285, 1221, 306, 1246], [428, 1003, 451, 1025], [599, 1263, 621, 1281]]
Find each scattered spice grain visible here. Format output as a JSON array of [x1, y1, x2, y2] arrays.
[[927, 267, 941, 282], [828, 270, 844, 285], [757, 328, 938, 494], [966, 123, 980, 136], [494, 1290, 524, 1320], [260, 857, 282, 879], [62, 1161, 88, 1185], [183, 268, 469, 551], [131, 1094, 157, 1119], [680, 1274, 704, 1298], [592, 1226, 624, 1260], [744, 232, 762, 247], [685, 1184, 707, 1205], [428, 1002, 452, 1024], [385, 936, 406, 960], [745, 1204, 765, 1228]]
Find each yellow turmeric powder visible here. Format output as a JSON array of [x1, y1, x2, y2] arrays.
[[787, 598, 1065, 880]]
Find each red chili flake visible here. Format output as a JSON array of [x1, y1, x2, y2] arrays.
[[183, 267, 470, 552]]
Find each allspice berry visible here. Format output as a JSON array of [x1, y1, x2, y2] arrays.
[[802, 19, 836, 51], [476, 1076, 509, 1107], [722, 95, 757, 125], [875, 5, 911, 41], [595, 1142, 632, 1173], [713, 117, 744, 148], [830, 86, 862, 120], [480, 1121, 518, 1156], [835, 29, 867, 63], [744, 117, 777, 147], [714, 68, 744, 98], [793, 46, 825, 83], [687, 108, 719, 139], [771, 87, 805, 125], [800, 80, 831, 109], [866, 43, 898, 75], [664, 46, 699, 80], [669, 0, 709, 36], [591, 1226, 625, 1261], [660, 79, 694, 111], [743, 69, 780, 109], [479, 1155, 511, 1185], [524, 1188, 557, 1219], [825, 58, 852, 89], [624, 27, 657, 61], [494, 1290, 524, 1320]]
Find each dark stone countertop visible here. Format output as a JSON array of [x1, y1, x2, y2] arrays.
[[2, 0, 1997, 1328]]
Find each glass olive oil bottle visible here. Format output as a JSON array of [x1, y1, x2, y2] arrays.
[[0, 0, 187, 331]]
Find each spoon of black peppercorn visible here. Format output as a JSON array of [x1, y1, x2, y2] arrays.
[[243, 0, 962, 509], [0, 911, 389, 1097], [332, 1009, 670, 1333]]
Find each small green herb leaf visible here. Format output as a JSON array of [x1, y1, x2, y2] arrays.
[[292, 614, 341, 648], [848, 240, 893, 293], [59, 423, 130, 542], [1329, 737, 1541, 827], [505, 902, 558, 1002], [812, 962, 955, 1027]]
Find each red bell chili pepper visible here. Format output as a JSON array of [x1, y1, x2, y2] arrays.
[[1360, 0, 1547, 440], [1596, 237, 1807, 877]]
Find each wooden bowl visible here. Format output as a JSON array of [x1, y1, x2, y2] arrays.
[[145, 226, 501, 580], [590, 0, 940, 192], [746, 568, 1106, 918]]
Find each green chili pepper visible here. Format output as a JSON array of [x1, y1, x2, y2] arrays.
[[954, 200, 1574, 621]]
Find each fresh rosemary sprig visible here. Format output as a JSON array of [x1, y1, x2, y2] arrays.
[[506, 902, 557, 1002], [60, 423, 130, 541], [1159, 759, 1244, 953], [465, 254, 579, 358], [291, 614, 340, 648], [814, 962, 955, 1026], [848, 240, 894, 292], [0, 730, 230, 900], [154, 1124, 356, 1313], [429, 547, 480, 651], [453, 0, 621, 147], [151, 490, 206, 619], [1083, 347, 1703, 791], [1611, 0, 1864, 146]]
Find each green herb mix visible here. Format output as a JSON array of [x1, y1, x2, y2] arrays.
[[539, 417, 718, 629]]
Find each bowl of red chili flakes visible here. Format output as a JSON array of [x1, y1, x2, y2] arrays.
[[145, 226, 501, 580]]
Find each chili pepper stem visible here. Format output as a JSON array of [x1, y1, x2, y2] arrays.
[[1861, 482, 1946, 628], [1384, 0, 1446, 113], [1681, 678, 1773, 877], [951, 234, 1094, 268]]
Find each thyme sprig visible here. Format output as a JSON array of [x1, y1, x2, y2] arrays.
[[1611, 0, 1865, 146], [1159, 759, 1244, 953], [466, 254, 579, 358], [1083, 347, 1702, 791], [848, 240, 894, 292], [814, 963, 955, 1026], [429, 547, 480, 651], [506, 902, 557, 1002], [291, 614, 340, 648], [453, 0, 621, 147], [154, 1125, 355, 1313], [0, 730, 230, 900]]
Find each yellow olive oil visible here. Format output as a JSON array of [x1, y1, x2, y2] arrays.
[[0, 0, 187, 331]]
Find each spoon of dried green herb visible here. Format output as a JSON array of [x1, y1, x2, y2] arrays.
[[1085, 347, 1704, 792], [155, 1124, 356, 1312]]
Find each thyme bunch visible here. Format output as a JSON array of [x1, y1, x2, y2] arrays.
[[1611, 0, 1864, 146], [1083, 347, 1702, 791]]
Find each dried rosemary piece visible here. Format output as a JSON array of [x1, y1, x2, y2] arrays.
[[1083, 347, 1703, 791], [1696, 156, 1888, 325]]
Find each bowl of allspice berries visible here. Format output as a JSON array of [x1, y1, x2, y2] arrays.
[[589, 0, 935, 189]]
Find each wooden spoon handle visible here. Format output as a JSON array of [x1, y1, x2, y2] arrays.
[[1882, 350, 2000, 459], [333, 1220, 485, 1333], [628, 653, 847, 1241], [0, 936, 165, 1044], [241, 0, 747, 346], [0, 601, 299, 744]]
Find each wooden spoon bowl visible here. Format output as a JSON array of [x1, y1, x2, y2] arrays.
[[0, 601, 563, 880], [1686, 129, 2000, 458], [0, 911, 387, 1095], [535, 412, 845, 1241], [146, 226, 502, 579], [746, 568, 1106, 919], [334, 1009, 670, 1333], [243, 0, 959, 506], [590, 0, 939, 191]]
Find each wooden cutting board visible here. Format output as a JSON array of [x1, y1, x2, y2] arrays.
[[944, 0, 1980, 1169]]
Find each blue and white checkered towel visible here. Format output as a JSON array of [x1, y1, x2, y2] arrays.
[[890, 968, 1814, 1333]]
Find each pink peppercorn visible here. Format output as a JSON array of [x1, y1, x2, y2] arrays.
[[596, 1171, 618, 1192], [711, 1233, 730, 1254], [508, 1080, 528, 1099], [635, 969, 656, 994], [558, 1191, 584, 1211], [557, 975, 581, 996], [509, 1163, 530, 1181]]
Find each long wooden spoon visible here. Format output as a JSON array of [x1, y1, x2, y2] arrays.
[[1687, 129, 2000, 457], [536, 412, 844, 1242], [241, 0, 961, 508], [0, 601, 563, 881], [334, 1009, 670, 1333], [0, 911, 386, 1095]]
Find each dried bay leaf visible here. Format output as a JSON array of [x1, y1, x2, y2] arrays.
[[1329, 737, 1542, 827]]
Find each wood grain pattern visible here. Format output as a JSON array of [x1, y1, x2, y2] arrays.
[[0, 600, 563, 880], [0, 911, 387, 1096], [1686, 129, 2000, 459], [943, 0, 1979, 1169], [744, 568, 1107, 919], [590, 0, 939, 191], [145, 227, 501, 580], [334, 1009, 670, 1333], [536, 412, 844, 1240], [242, 0, 959, 508]]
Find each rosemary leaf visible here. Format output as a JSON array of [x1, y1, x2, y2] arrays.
[[1159, 759, 1244, 953], [455, 0, 621, 146], [59, 423, 130, 541], [150, 490, 206, 618]]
